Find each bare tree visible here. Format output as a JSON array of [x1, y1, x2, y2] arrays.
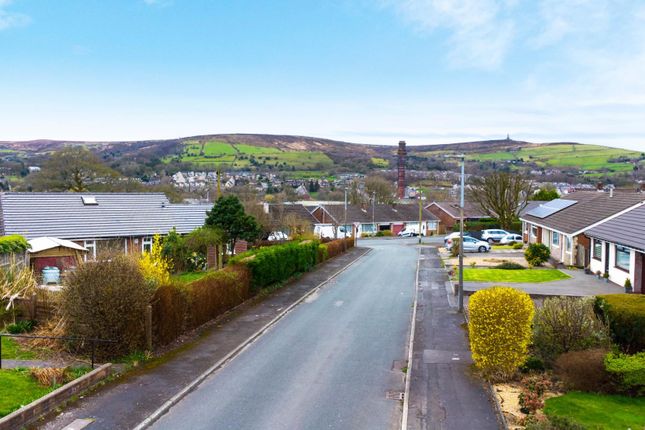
[[468, 172, 532, 230], [365, 175, 395, 204]]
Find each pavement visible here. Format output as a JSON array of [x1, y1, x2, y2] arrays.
[[37, 247, 370, 430], [464, 267, 625, 297], [150, 239, 419, 430], [406, 247, 499, 430]]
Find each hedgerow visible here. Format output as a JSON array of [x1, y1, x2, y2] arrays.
[[0, 235, 29, 254], [230, 240, 320, 289], [469, 286, 535, 381], [604, 352, 645, 395], [594, 294, 645, 353]]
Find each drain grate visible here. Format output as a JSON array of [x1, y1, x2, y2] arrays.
[[386, 390, 405, 401]]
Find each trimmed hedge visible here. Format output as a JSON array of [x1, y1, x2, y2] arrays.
[[152, 265, 251, 346], [230, 240, 320, 289], [605, 352, 645, 396], [0, 235, 29, 254], [323, 237, 354, 259], [469, 286, 535, 381], [594, 294, 645, 353]]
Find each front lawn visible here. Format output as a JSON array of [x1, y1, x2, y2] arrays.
[[0, 368, 53, 417], [544, 392, 645, 430], [174, 271, 210, 283], [461, 268, 570, 283], [1, 335, 35, 360]]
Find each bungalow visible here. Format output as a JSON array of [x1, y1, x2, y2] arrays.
[[424, 201, 488, 233], [586, 204, 645, 293], [520, 192, 645, 267], [311, 203, 439, 237], [0, 192, 213, 260]]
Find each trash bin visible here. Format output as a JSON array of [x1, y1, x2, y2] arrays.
[[42, 266, 61, 285]]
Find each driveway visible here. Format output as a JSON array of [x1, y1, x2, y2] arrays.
[[150, 240, 419, 430], [464, 267, 625, 297]]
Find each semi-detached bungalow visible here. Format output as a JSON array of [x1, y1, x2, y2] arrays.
[[585, 203, 645, 293], [0, 192, 213, 260], [311, 203, 439, 237], [424, 201, 488, 234], [520, 191, 645, 268]]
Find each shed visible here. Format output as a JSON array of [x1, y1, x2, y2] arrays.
[[28, 237, 88, 276]]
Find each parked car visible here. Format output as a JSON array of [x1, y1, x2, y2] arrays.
[[481, 229, 512, 243], [398, 225, 424, 237], [499, 234, 523, 244], [444, 231, 471, 246], [448, 236, 491, 253], [267, 231, 289, 241]]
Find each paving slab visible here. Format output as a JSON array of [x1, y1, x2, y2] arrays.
[[406, 247, 499, 430]]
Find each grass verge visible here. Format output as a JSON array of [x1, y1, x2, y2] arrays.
[[461, 268, 570, 283], [544, 392, 645, 430], [0, 368, 56, 417], [1, 335, 36, 360]]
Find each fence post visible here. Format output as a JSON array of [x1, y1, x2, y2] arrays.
[[30, 293, 37, 320], [145, 304, 153, 351]]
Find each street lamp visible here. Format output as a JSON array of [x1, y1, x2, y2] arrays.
[[445, 154, 466, 313], [418, 191, 426, 245], [372, 191, 376, 235]]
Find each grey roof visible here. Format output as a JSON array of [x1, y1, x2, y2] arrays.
[[267, 204, 318, 226], [317, 203, 438, 224], [586, 203, 645, 252], [426, 201, 489, 219], [0, 192, 212, 240], [520, 192, 645, 234]]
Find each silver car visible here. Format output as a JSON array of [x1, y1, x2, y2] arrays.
[[447, 236, 491, 253], [481, 229, 511, 243]]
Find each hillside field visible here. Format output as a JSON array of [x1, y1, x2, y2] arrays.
[[166, 140, 334, 170], [460, 143, 642, 172]]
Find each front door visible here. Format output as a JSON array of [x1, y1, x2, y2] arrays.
[[604, 242, 610, 274]]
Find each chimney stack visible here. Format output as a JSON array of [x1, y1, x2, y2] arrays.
[[397, 140, 407, 199]]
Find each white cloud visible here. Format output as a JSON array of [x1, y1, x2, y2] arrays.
[[384, 0, 518, 69], [0, 0, 29, 31]]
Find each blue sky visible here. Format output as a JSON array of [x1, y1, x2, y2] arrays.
[[1, 0, 644, 151]]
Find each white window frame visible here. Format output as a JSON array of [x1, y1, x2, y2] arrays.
[[142, 236, 153, 253], [565, 235, 572, 254], [83, 240, 96, 261], [615, 245, 631, 272], [552, 231, 560, 247], [530, 225, 537, 238], [592, 239, 602, 260]]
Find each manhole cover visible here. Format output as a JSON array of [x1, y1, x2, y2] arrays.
[[386, 391, 405, 401]]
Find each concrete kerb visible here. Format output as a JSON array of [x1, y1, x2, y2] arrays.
[[401, 247, 421, 430], [133, 248, 373, 430], [0, 363, 112, 430]]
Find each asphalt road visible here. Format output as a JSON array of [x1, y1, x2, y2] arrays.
[[150, 240, 418, 430]]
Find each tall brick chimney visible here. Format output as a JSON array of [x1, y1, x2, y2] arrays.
[[397, 140, 407, 199]]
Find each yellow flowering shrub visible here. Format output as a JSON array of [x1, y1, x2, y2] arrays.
[[469, 286, 535, 381], [139, 234, 172, 288]]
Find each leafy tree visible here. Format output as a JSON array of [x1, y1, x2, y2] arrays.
[[29, 146, 119, 192], [531, 185, 559, 201], [365, 175, 395, 204], [468, 172, 533, 230], [205, 195, 261, 251]]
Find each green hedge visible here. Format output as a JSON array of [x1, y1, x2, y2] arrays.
[[594, 295, 645, 353], [605, 352, 645, 396], [0, 235, 29, 254], [230, 240, 320, 289]]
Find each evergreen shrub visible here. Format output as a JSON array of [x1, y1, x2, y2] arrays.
[[594, 294, 645, 353], [469, 286, 534, 380]]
